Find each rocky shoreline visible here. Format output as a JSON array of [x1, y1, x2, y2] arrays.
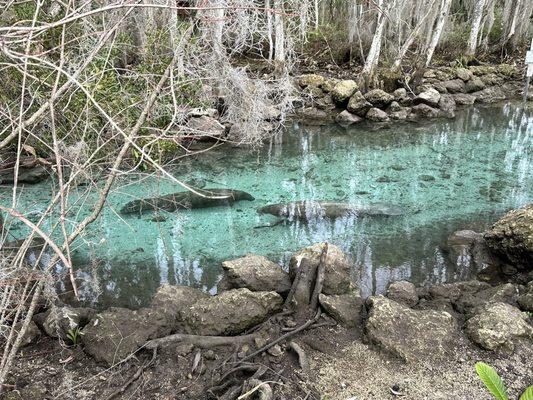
[[8, 204, 532, 399]]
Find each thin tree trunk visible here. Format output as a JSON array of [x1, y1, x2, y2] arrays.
[[362, 0, 392, 79], [273, 0, 285, 64], [425, 0, 452, 66], [266, 0, 273, 60], [466, 0, 486, 57]]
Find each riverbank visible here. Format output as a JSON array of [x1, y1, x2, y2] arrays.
[[6, 204, 532, 399]]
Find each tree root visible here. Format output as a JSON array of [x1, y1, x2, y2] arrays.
[[289, 341, 309, 374], [145, 332, 258, 350]]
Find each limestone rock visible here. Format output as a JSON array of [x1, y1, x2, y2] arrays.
[[290, 243, 353, 295], [466, 302, 532, 352], [83, 307, 172, 365], [38, 306, 95, 340], [366, 107, 389, 122], [319, 292, 364, 327], [480, 74, 504, 86], [335, 110, 363, 127], [297, 74, 326, 88], [321, 77, 341, 93], [182, 288, 283, 336], [296, 107, 332, 126], [438, 94, 456, 118], [452, 93, 476, 105], [465, 76, 485, 93], [20, 321, 41, 347], [426, 280, 491, 302], [386, 281, 418, 307], [409, 104, 440, 119], [456, 67, 473, 82], [347, 91, 372, 116], [416, 88, 441, 107], [364, 89, 394, 108], [186, 116, 225, 138], [151, 284, 210, 330], [442, 79, 466, 94], [484, 204, 533, 269], [220, 254, 291, 294], [472, 86, 506, 103], [365, 296, 457, 362], [454, 283, 519, 316], [331, 80, 358, 104], [446, 230, 500, 272], [389, 108, 409, 121]]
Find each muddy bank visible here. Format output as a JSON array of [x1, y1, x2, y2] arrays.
[[5, 204, 532, 399]]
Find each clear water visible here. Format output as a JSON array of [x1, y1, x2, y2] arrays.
[[2, 103, 532, 309]]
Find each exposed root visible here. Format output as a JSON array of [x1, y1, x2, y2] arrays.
[[145, 333, 258, 350], [289, 341, 310, 374]]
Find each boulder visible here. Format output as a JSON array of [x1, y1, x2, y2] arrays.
[[432, 81, 448, 94], [347, 91, 372, 116], [388, 101, 402, 112], [456, 67, 473, 82], [296, 107, 332, 126], [438, 94, 456, 118], [220, 254, 291, 294], [386, 281, 418, 307], [297, 74, 326, 88], [37, 306, 95, 340], [409, 104, 440, 119], [365, 296, 457, 362], [83, 307, 172, 365], [186, 116, 225, 138], [452, 93, 476, 105], [442, 79, 466, 94], [480, 74, 504, 86], [335, 110, 363, 127], [416, 88, 441, 107], [426, 280, 491, 302], [151, 284, 210, 330], [473, 86, 506, 103], [319, 292, 364, 327], [469, 65, 496, 76], [321, 77, 341, 93], [466, 302, 532, 352], [454, 283, 519, 316], [389, 108, 409, 121], [20, 321, 41, 347], [484, 204, 533, 269], [0, 165, 48, 184], [331, 80, 358, 104], [364, 89, 394, 108], [314, 95, 336, 110], [290, 243, 353, 296], [517, 283, 533, 312], [181, 288, 283, 336], [366, 107, 389, 122], [392, 88, 412, 105], [434, 68, 455, 81], [465, 76, 485, 93]]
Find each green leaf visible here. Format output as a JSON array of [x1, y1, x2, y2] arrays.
[[520, 386, 533, 400], [475, 362, 508, 400]]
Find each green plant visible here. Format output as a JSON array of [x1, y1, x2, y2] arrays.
[[475, 362, 533, 400], [66, 327, 83, 345]]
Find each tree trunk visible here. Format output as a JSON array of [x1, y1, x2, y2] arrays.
[[466, 0, 486, 57], [362, 0, 392, 80], [425, 0, 452, 66], [273, 0, 285, 67]]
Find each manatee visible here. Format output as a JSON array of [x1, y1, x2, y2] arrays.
[[121, 188, 254, 214], [258, 201, 404, 220]]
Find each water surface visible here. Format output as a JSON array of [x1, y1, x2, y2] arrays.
[[2, 103, 532, 308]]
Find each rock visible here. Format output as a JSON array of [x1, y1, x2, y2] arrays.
[[297, 74, 326, 88], [434, 68, 455, 81], [456, 68, 473, 82], [20, 321, 41, 347], [220, 254, 291, 294], [466, 302, 532, 352], [426, 280, 491, 302], [432, 81, 448, 93], [438, 94, 456, 118], [4, 383, 47, 400], [392, 87, 407, 100], [387, 101, 402, 112], [389, 108, 409, 121], [409, 104, 440, 119], [497, 64, 521, 78], [442, 79, 466, 94], [469, 65, 496, 76], [365, 296, 457, 362], [484, 204, 533, 269], [446, 230, 500, 271], [188, 107, 219, 118], [319, 292, 364, 327], [321, 77, 341, 93], [416, 88, 441, 107], [480, 74, 504, 86], [331, 80, 358, 104], [296, 107, 332, 125], [314, 95, 336, 110], [181, 288, 283, 336], [264, 105, 281, 120], [289, 243, 353, 295], [517, 283, 533, 311], [364, 89, 394, 108], [465, 76, 485, 93], [347, 91, 372, 116], [151, 284, 210, 330], [366, 107, 389, 122], [473, 86, 507, 103], [186, 115, 225, 138], [39, 306, 95, 339], [454, 283, 519, 316], [83, 307, 172, 365], [386, 281, 418, 307], [335, 110, 363, 127], [452, 93, 476, 105], [0, 165, 49, 184]]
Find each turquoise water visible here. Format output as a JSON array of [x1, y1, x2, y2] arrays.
[[2, 103, 532, 308]]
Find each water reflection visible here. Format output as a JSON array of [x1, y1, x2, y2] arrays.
[[1, 103, 531, 308]]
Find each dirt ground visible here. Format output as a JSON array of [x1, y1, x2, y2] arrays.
[[5, 321, 532, 400]]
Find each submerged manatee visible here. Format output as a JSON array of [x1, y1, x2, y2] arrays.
[[258, 201, 404, 220], [121, 188, 254, 214]]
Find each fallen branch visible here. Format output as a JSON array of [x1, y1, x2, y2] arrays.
[[145, 333, 258, 350]]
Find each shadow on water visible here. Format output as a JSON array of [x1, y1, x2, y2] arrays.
[[2, 102, 531, 308]]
